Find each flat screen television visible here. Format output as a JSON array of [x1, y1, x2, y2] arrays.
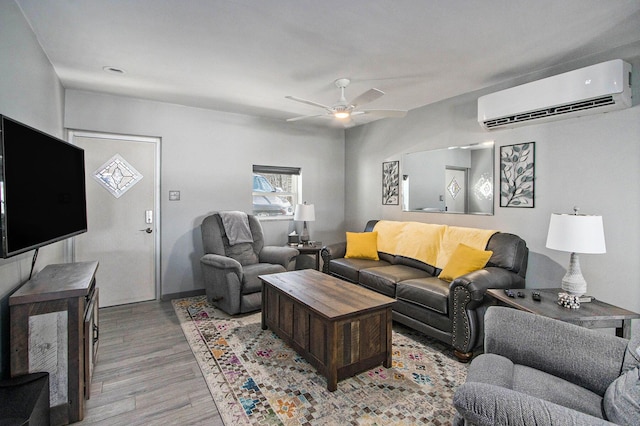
[[0, 115, 87, 258]]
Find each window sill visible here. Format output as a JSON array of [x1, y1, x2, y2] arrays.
[[255, 215, 294, 222]]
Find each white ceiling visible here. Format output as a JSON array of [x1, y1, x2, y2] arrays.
[[15, 0, 640, 127]]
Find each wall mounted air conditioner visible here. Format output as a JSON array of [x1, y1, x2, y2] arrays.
[[478, 59, 632, 130]]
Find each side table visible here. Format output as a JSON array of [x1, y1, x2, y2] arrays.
[[487, 288, 640, 338], [290, 242, 323, 270]]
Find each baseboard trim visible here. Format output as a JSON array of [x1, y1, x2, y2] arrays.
[[161, 289, 206, 301]]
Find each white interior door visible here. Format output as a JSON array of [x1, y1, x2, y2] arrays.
[[70, 132, 159, 307], [445, 168, 467, 213]]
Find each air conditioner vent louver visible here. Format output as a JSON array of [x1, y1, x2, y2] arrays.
[[483, 95, 616, 129], [478, 60, 632, 130]]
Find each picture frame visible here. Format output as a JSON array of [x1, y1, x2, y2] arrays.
[[382, 160, 400, 205], [500, 142, 535, 207]]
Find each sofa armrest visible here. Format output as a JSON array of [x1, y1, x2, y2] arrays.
[[200, 254, 243, 313], [260, 246, 299, 270], [484, 306, 627, 396], [450, 267, 525, 356], [453, 382, 614, 426], [321, 242, 346, 273], [200, 253, 242, 274]]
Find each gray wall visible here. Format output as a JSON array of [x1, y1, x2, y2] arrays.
[[0, 1, 66, 378], [64, 90, 345, 298], [345, 44, 640, 322]]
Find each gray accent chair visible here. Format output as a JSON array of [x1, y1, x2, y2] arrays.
[[200, 212, 299, 315], [453, 306, 639, 425]]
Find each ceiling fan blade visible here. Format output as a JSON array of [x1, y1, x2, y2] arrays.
[[361, 109, 408, 118], [350, 88, 384, 107], [286, 114, 327, 122], [285, 95, 333, 111]]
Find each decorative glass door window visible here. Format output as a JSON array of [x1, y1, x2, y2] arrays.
[[93, 154, 143, 198], [447, 177, 461, 199]]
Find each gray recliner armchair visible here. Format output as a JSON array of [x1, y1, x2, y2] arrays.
[[453, 306, 640, 425], [200, 212, 299, 315]]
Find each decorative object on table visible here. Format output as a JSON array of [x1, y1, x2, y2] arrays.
[[287, 230, 299, 246], [382, 160, 400, 205], [545, 207, 606, 296], [557, 292, 580, 309], [500, 142, 535, 207], [293, 201, 315, 244]]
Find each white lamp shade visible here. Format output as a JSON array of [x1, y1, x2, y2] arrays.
[[294, 203, 315, 221], [546, 213, 606, 254]]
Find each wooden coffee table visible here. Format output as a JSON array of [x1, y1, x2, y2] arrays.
[[487, 288, 640, 338], [260, 269, 395, 391]]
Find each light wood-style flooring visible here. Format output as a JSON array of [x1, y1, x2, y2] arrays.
[[77, 300, 224, 425]]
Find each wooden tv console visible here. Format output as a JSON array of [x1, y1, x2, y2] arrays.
[[10, 261, 99, 425]]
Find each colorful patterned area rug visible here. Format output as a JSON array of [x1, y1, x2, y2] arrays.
[[173, 296, 467, 425]]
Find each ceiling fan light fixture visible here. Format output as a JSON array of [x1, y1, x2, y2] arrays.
[[285, 78, 406, 124]]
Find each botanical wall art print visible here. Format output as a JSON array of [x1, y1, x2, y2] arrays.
[[382, 160, 400, 205], [500, 142, 535, 207]]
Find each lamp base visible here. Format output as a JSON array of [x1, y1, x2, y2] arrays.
[[561, 252, 587, 296], [300, 221, 310, 244]]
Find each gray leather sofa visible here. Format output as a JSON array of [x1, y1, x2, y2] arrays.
[[454, 306, 639, 425], [321, 220, 528, 361]]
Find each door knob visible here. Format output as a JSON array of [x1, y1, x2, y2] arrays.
[[139, 228, 153, 234]]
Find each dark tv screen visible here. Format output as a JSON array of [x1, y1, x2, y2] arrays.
[[0, 115, 87, 258]]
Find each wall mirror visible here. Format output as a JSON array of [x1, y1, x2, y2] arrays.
[[401, 142, 494, 215]]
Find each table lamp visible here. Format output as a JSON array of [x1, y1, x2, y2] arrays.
[[545, 208, 606, 296], [294, 202, 315, 244]]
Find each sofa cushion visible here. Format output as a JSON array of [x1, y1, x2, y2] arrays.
[[603, 366, 640, 424], [242, 263, 285, 294], [345, 231, 379, 260], [359, 265, 431, 298], [330, 257, 391, 283], [396, 277, 450, 315], [486, 232, 527, 275], [469, 353, 605, 419], [465, 353, 515, 389], [394, 256, 437, 275], [225, 242, 259, 266], [393, 301, 452, 334], [438, 243, 493, 282], [513, 364, 605, 419]]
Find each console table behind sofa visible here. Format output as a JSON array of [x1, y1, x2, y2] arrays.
[[321, 220, 528, 362]]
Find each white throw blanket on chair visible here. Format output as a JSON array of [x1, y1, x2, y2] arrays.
[[219, 211, 254, 245]]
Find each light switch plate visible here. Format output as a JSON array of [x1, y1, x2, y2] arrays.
[[169, 190, 180, 201]]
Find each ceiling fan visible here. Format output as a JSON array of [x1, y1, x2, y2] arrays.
[[285, 78, 408, 123]]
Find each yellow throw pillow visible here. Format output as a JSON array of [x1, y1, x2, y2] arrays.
[[345, 231, 379, 260], [438, 243, 493, 282]]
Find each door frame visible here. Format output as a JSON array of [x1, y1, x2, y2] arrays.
[[67, 130, 162, 301], [444, 166, 468, 213]]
